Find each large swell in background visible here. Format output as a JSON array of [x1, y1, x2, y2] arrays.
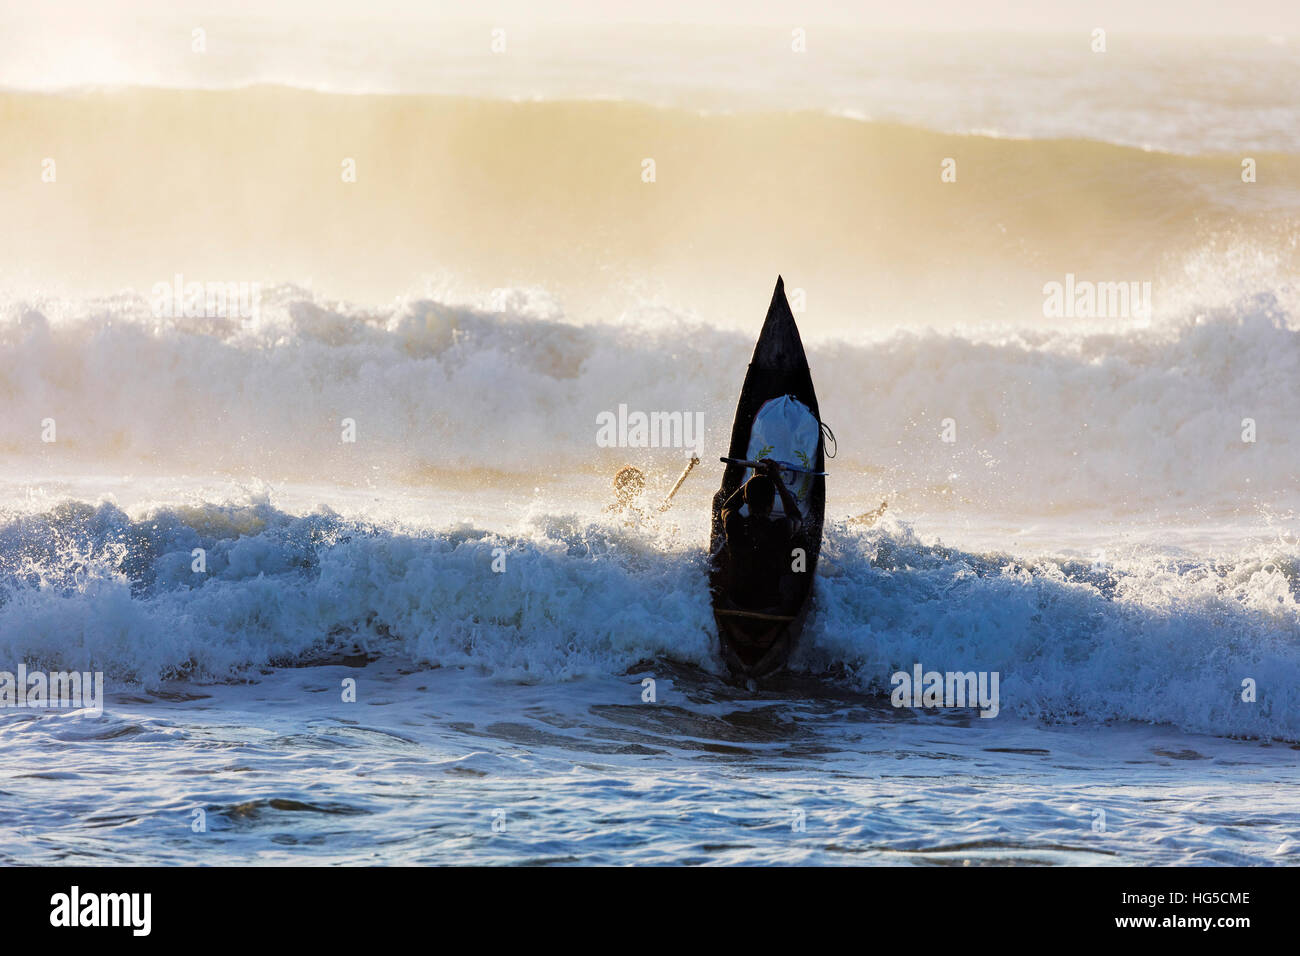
[[4, 87, 1298, 328]]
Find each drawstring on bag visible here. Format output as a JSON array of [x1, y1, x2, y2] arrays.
[[820, 420, 837, 459]]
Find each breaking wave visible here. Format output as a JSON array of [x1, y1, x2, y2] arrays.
[[2, 278, 1298, 514], [0, 497, 1297, 740]]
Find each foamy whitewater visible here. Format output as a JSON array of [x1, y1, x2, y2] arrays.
[[2, 15, 1299, 865]]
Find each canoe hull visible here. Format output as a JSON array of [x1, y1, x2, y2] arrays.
[[709, 277, 825, 679]]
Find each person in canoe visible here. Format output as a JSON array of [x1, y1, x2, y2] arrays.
[[605, 456, 700, 520], [605, 465, 647, 517], [719, 458, 803, 609]]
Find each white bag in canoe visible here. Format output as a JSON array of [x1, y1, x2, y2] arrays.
[[744, 394, 820, 513]]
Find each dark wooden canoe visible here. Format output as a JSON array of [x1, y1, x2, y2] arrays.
[[709, 276, 826, 679]]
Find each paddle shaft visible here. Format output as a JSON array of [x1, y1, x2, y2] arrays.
[[719, 456, 827, 476]]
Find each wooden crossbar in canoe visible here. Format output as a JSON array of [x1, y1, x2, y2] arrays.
[[714, 608, 798, 622]]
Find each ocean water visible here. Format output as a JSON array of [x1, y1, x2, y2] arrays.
[[2, 14, 1299, 865]]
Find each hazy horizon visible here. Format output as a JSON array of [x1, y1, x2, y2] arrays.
[[7, 0, 1300, 34]]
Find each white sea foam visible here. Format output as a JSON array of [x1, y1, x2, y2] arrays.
[[3, 276, 1297, 516], [1, 494, 1297, 740]]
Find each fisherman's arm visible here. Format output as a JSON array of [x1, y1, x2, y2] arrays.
[[760, 459, 803, 524], [775, 480, 802, 524], [720, 485, 746, 516]]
